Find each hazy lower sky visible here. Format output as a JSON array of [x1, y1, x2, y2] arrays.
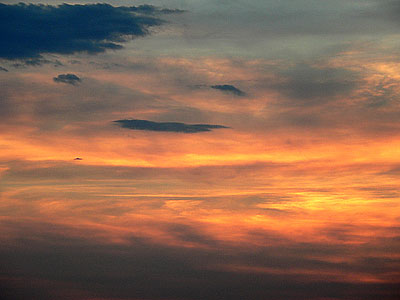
[[1, 1, 400, 300]]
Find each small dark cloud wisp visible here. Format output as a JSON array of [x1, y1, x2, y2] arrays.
[[128, 4, 184, 15], [53, 74, 81, 85], [114, 119, 229, 133], [0, 66, 8, 72], [0, 3, 175, 59], [211, 84, 246, 96]]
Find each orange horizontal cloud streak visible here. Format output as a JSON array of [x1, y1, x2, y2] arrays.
[[1, 54, 400, 299]]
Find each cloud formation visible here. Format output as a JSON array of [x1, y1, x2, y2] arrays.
[[128, 4, 184, 15], [1, 218, 399, 300], [211, 84, 246, 96], [273, 65, 358, 105], [114, 119, 229, 133], [12, 57, 63, 68], [53, 74, 81, 85], [0, 3, 171, 59], [0, 66, 8, 72]]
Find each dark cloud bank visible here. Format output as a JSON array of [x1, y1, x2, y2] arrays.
[[211, 84, 246, 96], [0, 219, 399, 300], [0, 3, 180, 59], [53, 74, 81, 85], [114, 119, 229, 133]]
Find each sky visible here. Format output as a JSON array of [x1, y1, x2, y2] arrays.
[[1, 1, 400, 300]]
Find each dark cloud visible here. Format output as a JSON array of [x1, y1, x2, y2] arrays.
[[0, 3, 173, 59], [273, 64, 359, 105], [166, 223, 219, 247], [0, 219, 399, 300], [128, 4, 185, 15], [0, 66, 8, 72], [114, 119, 229, 133], [211, 84, 246, 96], [11, 58, 63, 68], [53, 74, 81, 86]]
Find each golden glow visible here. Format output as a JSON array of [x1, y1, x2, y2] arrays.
[[1, 54, 400, 295]]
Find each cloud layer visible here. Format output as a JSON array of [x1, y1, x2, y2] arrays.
[[2, 2, 400, 300], [0, 3, 169, 59]]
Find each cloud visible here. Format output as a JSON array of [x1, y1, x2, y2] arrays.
[[1, 219, 399, 300], [128, 4, 185, 15], [53, 74, 81, 85], [0, 73, 160, 127], [273, 64, 359, 105], [211, 84, 246, 96], [0, 3, 175, 59], [114, 119, 229, 133], [0, 66, 8, 72], [12, 58, 63, 68]]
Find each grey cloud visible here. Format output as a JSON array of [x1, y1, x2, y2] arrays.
[[128, 4, 185, 15], [211, 84, 246, 96], [0, 75, 161, 129], [11, 57, 63, 68], [130, 0, 400, 59], [53, 74, 81, 85], [114, 119, 229, 133], [273, 64, 359, 105], [166, 223, 219, 247], [0, 66, 8, 72]]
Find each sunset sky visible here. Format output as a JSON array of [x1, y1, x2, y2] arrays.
[[1, 1, 400, 299]]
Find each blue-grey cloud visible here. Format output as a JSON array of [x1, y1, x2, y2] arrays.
[[53, 74, 81, 85], [18, 57, 63, 67], [211, 84, 246, 96], [128, 4, 184, 15], [114, 119, 229, 133], [0, 3, 176, 59]]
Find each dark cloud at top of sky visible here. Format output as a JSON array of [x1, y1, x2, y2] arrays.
[[211, 84, 246, 96], [114, 119, 229, 133], [273, 64, 359, 105], [53, 74, 81, 85], [0, 66, 8, 72], [0, 3, 175, 59]]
